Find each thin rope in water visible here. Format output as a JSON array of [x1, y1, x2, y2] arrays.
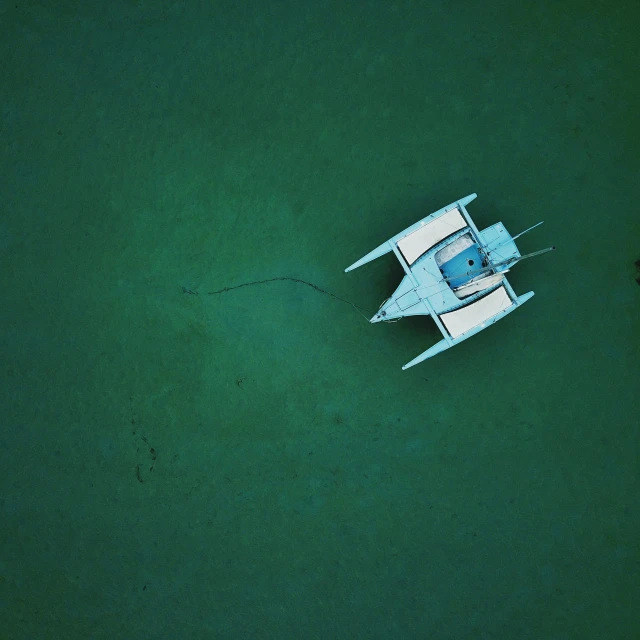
[[201, 277, 375, 322]]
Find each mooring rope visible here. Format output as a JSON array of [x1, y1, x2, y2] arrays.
[[184, 277, 375, 322]]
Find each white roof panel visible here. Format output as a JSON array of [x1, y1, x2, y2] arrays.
[[397, 208, 467, 265], [439, 286, 513, 338]]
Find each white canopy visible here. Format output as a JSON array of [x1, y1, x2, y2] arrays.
[[439, 286, 513, 338], [397, 208, 467, 265]]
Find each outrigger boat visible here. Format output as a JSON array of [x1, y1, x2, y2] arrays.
[[345, 193, 554, 369]]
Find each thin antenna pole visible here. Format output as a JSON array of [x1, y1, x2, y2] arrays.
[[512, 221, 544, 241]]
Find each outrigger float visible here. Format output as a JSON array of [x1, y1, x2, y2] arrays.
[[345, 194, 554, 370]]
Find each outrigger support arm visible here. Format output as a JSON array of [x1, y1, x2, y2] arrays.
[[344, 240, 393, 273]]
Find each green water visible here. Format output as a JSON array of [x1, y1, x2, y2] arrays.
[[1, 1, 639, 638]]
